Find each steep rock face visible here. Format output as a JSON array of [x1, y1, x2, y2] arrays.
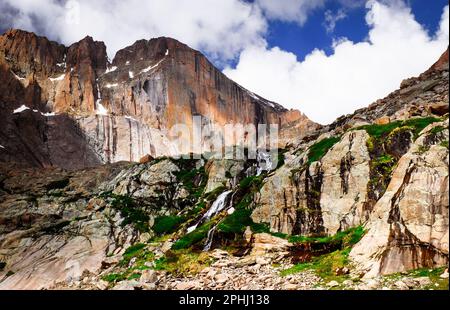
[[53, 36, 108, 113], [0, 163, 137, 290], [0, 111, 102, 170], [350, 120, 449, 277], [320, 130, 371, 234], [0, 29, 66, 79], [252, 130, 371, 236], [204, 158, 245, 193], [0, 30, 315, 169]]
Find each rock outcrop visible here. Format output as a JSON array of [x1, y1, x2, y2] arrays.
[[350, 120, 449, 277]]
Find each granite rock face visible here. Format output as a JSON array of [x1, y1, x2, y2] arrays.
[[0, 29, 316, 170], [350, 120, 449, 277]]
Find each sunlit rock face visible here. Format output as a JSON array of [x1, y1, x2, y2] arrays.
[[0, 29, 316, 170]]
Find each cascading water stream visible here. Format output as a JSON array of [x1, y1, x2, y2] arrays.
[[187, 190, 232, 234]]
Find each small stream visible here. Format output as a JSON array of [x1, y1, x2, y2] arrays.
[[187, 190, 233, 234]]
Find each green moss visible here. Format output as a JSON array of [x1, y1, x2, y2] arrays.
[[127, 273, 141, 280], [308, 136, 341, 164], [282, 227, 366, 280], [175, 165, 206, 199], [428, 125, 445, 135], [403, 117, 441, 137], [371, 154, 395, 174], [153, 250, 214, 276], [288, 226, 365, 247], [153, 216, 185, 235], [239, 175, 263, 191], [359, 117, 441, 140], [217, 208, 268, 234], [205, 185, 227, 202], [102, 273, 127, 283], [172, 223, 212, 250], [359, 121, 402, 139], [439, 140, 449, 149], [100, 193, 150, 233], [119, 243, 147, 267], [384, 267, 448, 290]]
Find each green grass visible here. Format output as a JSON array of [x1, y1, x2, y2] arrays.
[[205, 185, 227, 202], [217, 208, 269, 234], [153, 250, 214, 276], [359, 121, 403, 139], [153, 216, 185, 235], [119, 243, 147, 267], [281, 227, 366, 280], [127, 273, 141, 280], [358, 117, 441, 140], [172, 223, 213, 250], [308, 137, 341, 164], [102, 273, 127, 283], [288, 226, 365, 247], [428, 125, 445, 135], [371, 154, 396, 174], [384, 267, 448, 290], [281, 248, 351, 280], [403, 117, 441, 137], [239, 175, 263, 191], [439, 140, 449, 149]]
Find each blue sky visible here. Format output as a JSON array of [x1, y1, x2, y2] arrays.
[[1, 0, 449, 124], [257, 0, 448, 64]]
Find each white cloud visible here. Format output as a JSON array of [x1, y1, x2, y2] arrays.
[[224, 1, 450, 124], [255, 0, 326, 25], [0, 0, 267, 62], [324, 9, 347, 33]]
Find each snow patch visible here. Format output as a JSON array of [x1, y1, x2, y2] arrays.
[[129, 71, 134, 79], [105, 83, 119, 88], [165, 49, 169, 56], [125, 115, 137, 122], [49, 74, 66, 82], [141, 59, 164, 74], [42, 112, 56, 117], [105, 66, 117, 74], [96, 102, 109, 116], [13, 105, 30, 114], [125, 61, 130, 65], [0, 145, 5, 149]]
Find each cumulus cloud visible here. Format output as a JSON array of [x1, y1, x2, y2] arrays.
[[324, 9, 347, 33], [0, 0, 267, 62], [255, 0, 326, 25], [224, 1, 450, 124]]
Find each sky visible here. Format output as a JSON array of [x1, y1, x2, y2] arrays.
[[0, 0, 448, 124]]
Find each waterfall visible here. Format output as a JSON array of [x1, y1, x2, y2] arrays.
[[203, 225, 217, 251], [256, 151, 273, 176], [186, 190, 233, 233]]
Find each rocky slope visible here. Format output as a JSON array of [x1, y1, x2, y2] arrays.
[[0, 29, 315, 170], [0, 29, 448, 290]]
